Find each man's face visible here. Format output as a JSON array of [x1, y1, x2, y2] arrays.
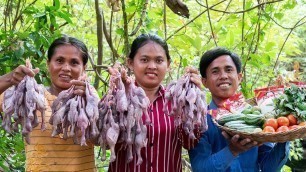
[[202, 55, 242, 101]]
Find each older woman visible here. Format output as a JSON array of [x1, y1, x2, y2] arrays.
[[0, 36, 96, 171]]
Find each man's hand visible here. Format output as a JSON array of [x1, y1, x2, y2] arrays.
[[222, 131, 259, 157]]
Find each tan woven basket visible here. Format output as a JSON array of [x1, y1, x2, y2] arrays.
[[214, 120, 306, 143]]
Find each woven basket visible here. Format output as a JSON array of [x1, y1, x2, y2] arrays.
[[214, 120, 306, 143]]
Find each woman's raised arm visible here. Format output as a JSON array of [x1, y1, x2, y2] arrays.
[[0, 65, 39, 94]]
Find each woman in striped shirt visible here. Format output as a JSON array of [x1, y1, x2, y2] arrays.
[[109, 33, 201, 172]]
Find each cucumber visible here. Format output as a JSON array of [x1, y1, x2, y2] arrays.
[[225, 122, 258, 133], [253, 110, 261, 115], [218, 113, 246, 125], [241, 108, 253, 114], [224, 120, 246, 127], [238, 126, 258, 133], [244, 113, 265, 126]]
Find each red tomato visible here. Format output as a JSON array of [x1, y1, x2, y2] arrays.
[[276, 126, 289, 132], [287, 114, 297, 125], [277, 117, 290, 127], [264, 118, 278, 130], [289, 125, 299, 130], [263, 126, 275, 133]]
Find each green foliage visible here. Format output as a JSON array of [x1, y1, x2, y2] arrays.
[[1, 0, 306, 170], [281, 165, 292, 172], [289, 139, 304, 161], [95, 147, 110, 172], [0, 118, 25, 171], [0, 0, 71, 85]]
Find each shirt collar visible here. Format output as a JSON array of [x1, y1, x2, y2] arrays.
[[134, 81, 165, 99], [158, 85, 165, 97], [209, 100, 218, 110]]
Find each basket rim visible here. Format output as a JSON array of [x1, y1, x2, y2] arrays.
[[213, 119, 306, 142]]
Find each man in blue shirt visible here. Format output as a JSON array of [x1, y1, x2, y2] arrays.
[[189, 47, 289, 172]]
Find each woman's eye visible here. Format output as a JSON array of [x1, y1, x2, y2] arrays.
[[56, 59, 63, 63], [141, 59, 148, 62], [156, 59, 164, 63], [72, 61, 79, 65]]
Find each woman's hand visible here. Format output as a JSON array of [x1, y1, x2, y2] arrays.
[[10, 65, 39, 85], [0, 65, 39, 94], [222, 131, 259, 157], [71, 79, 86, 96], [185, 67, 202, 89]]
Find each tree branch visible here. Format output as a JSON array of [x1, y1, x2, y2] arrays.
[[166, 0, 227, 41], [129, 0, 149, 36], [250, 68, 261, 91], [205, 0, 217, 46], [273, 15, 306, 71], [121, 0, 129, 57], [241, 0, 245, 58], [199, 0, 284, 14], [109, 8, 115, 62], [175, 47, 183, 80], [102, 10, 119, 58], [242, 9, 261, 76], [59, 22, 68, 28], [252, 1, 261, 54], [8, 0, 13, 30], [266, 12, 306, 30], [12, 0, 21, 30], [13, 0, 39, 31], [268, 15, 306, 85], [4, 0, 10, 32], [217, 0, 232, 22], [87, 53, 108, 85], [164, 0, 167, 39], [94, 0, 104, 89]]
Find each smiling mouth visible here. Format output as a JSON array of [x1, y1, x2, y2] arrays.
[[59, 74, 72, 81], [218, 83, 231, 88], [146, 73, 157, 77]]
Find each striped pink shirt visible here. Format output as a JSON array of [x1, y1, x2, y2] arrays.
[[109, 86, 198, 172]]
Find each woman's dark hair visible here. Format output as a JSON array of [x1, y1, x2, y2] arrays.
[[199, 47, 242, 78], [47, 35, 89, 65], [128, 33, 170, 61]]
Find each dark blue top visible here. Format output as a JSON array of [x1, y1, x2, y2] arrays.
[[188, 101, 290, 172]]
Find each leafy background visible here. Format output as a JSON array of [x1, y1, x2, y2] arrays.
[[1, 0, 306, 171]]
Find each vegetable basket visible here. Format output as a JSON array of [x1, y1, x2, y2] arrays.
[[214, 120, 306, 143]]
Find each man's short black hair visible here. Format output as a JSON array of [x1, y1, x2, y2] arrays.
[[199, 47, 242, 78]]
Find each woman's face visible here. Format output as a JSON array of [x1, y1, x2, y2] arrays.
[[47, 44, 85, 92], [128, 41, 170, 89]]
